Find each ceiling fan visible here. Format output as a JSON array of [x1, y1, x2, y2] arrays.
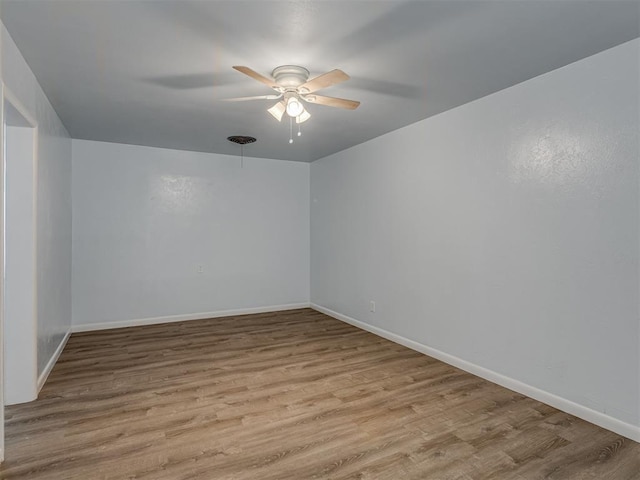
[[225, 65, 360, 124]]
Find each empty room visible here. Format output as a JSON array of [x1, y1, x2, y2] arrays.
[[0, 0, 638, 478]]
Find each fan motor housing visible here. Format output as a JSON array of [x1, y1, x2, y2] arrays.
[[271, 65, 310, 90]]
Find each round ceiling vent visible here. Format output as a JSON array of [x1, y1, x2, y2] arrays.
[[227, 136, 257, 145]]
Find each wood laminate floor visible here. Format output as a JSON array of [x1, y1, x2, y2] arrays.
[[1, 309, 638, 479]]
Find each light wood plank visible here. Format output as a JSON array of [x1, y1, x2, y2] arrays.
[[1, 309, 638, 479]]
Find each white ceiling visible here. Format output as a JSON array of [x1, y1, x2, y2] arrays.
[[2, 1, 638, 162]]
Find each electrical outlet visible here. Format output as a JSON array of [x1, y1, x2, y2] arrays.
[[370, 301, 376, 312], [197, 265, 204, 274]]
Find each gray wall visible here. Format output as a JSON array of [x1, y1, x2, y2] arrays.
[[72, 140, 310, 328], [2, 25, 72, 380], [4, 126, 37, 403], [311, 40, 639, 435]]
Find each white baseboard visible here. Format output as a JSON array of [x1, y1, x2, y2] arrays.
[[37, 329, 71, 392], [72, 303, 311, 333], [311, 303, 640, 443]]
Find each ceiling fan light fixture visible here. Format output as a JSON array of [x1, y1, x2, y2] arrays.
[[296, 109, 311, 124], [267, 101, 286, 121], [285, 95, 304, 117], [229, 65, 359, 143]]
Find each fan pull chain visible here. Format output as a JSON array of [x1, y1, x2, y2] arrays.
[[289, 117, 293, 144], [297, 120, 302, 137], [240, 144, 244, 169]]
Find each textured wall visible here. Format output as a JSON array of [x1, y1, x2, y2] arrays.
[[72, 140, 310, 327], [4, 126, 37, 404], [311, 40, 639, 432], [1, 24, 72, 379]]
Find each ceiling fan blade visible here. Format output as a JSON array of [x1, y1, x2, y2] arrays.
[[267, 101, 286, 122], [303, 94, 360, 110], [299, 69, 350, 93], [222, 94, 282, 102], [233, 66, 279, 89]]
